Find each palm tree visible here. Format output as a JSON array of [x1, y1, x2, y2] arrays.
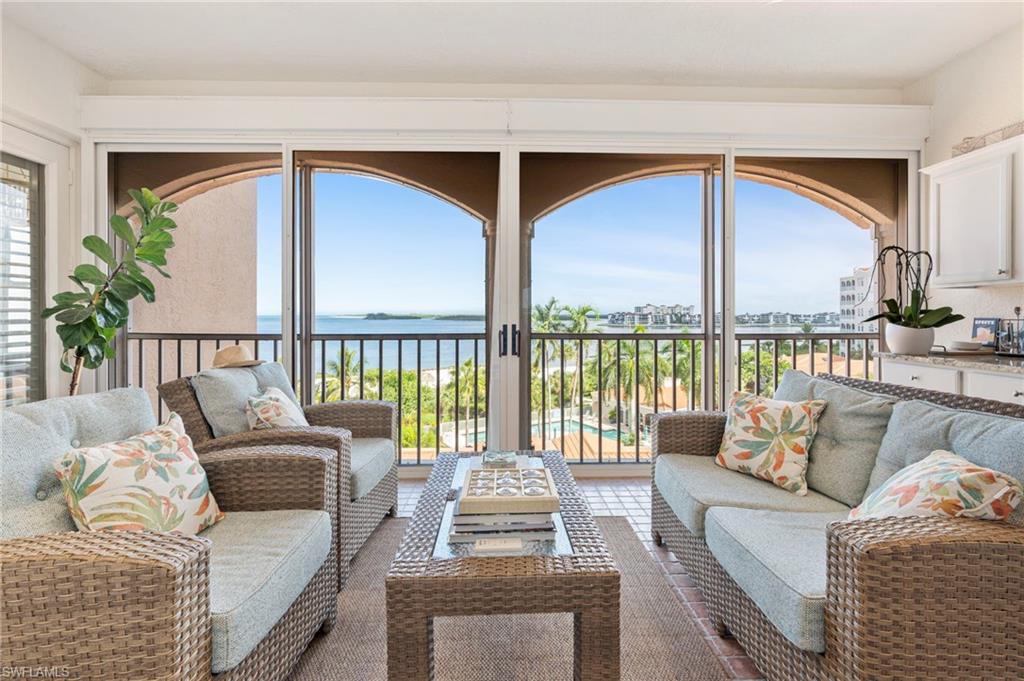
[[562, 303, 599, 409], [441, 358, 486, 447], [531, 297, 567, 426], [591, 327, 667, 436], [660, 333, 703, 408], [320, 346, 360, 402]]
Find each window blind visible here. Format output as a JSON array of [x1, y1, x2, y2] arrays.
[[1, 153, 45, 406]]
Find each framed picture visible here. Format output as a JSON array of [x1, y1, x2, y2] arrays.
[[971, 317, 1001, 347]]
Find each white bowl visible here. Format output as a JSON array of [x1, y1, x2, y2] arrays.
[[951, 340, 983, 351]]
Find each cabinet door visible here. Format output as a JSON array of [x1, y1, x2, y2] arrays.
[[881, 360, 960, 393], [928, 150, 1013, 287], [963, 371, 1024, 406]]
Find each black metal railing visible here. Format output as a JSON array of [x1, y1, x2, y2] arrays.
[[124, 331, 487, 465], [125, 329, 878, 466], [530, 332, 706, 463], [530, 331, 879, 464]]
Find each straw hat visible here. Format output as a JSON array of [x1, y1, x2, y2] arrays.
[[211, 344, 265, 369]]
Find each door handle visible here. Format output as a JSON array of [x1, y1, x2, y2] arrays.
[[499, 324, 508, 357], [511, 324, 520, 356]]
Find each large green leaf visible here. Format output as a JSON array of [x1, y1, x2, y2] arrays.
[[140, 230, 173, 249], [109, 273, 140, 301], [144, 216, 176, 233], [57, 322, 95, 349], [918, 306, 954, 328], [82, 235, 115, 267], [135, 245, 167, 267], [931, 313, 966, 328], [53, 291, 90, 305], [55, 306, 94, 325], [73, 264, 107, 286], [127, 188, 156, 212], [109, 214, 136, 244]]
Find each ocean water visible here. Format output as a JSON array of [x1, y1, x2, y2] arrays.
[[256, 315, 844, 372], [258, 315, 485, 372]]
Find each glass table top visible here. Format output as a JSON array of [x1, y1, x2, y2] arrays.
[[431, 454, 575, 559]]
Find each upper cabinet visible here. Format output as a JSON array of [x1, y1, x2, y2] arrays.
[[921, 136, 1023, 288]]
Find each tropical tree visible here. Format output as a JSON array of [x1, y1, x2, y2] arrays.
[[441, 358, 487, 447], [530, 297, 567, 425], [660, 333, 704, 408], [590, 327, 668, 436], [319, 346, 360, 402], [562, 303, 599, 408]]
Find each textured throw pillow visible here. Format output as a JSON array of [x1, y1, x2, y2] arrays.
[[245, 387, 309, 430], [716, 391, 827, 495], [850, 450, 1022, 521], [53, 413, 224, 534]]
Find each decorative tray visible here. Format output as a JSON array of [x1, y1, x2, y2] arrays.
[[456, 467, 560, 515]]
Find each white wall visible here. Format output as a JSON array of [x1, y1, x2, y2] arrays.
[[902, 23, 1024, 345], [1, 20, 107, 137]]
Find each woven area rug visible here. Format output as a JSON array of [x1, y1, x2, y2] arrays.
[[292, 517, 729, 680]]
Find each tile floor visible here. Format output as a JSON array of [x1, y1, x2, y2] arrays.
[[397, 477, 765, 680]]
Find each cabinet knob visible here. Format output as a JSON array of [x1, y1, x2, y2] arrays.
[[909, 375, 919, 381], [997, 269, 1008, 275], [1014, 390, 1023, 398]]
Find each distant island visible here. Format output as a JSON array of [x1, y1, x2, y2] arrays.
[[364, 312, 485, 321]]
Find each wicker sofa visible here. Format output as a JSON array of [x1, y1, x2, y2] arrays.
[[158, 363, 398, 591], [0, 388, 338, 681], [651, 372, 1024, 681]]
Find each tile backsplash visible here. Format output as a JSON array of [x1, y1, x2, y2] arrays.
[[929, 285, 1024, 347]]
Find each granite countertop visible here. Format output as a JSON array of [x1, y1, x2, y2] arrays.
[[878, 352, 1024, 375]]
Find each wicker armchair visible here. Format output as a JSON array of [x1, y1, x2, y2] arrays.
[[650, 374, 1024, 681], [1, 390, 338, 681], [158, 374, 398, 590]]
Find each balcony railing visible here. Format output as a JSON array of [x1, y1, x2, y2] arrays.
[[124, 331, 488, 465], [530, 331, 879, 464], [124, 329, 878, 466]]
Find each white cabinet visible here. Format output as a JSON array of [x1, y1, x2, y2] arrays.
[[882, 357, 1024, 405], [881, 359, 961, 393], [963, 370, 1024, 406], [921, 137, 1024, 288]]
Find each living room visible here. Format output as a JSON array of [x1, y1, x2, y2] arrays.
[[1, 3, 1022, 680]]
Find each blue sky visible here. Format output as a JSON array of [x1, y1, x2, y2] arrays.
[[256, 171, 873, 316]]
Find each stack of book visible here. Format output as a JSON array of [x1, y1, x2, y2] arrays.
[[448, 512, 555, 543]]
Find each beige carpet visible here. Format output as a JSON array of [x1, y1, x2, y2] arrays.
[[292, 517, 729, 680]]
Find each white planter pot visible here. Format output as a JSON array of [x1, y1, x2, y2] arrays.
[[885, 324, 935, 356]]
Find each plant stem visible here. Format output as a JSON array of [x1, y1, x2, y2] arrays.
[[69, 353, 85, 396]]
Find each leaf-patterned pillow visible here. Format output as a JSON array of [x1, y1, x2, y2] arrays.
[[849, 450, 1022, 521], [53, 413, 224, 534], [245, 386, 309, 430], [715, 391, 827, 495]]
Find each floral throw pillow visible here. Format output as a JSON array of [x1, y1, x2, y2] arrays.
[[54, 413, 224, 534], [715, 391, 827, 495], [849, 450, 1022, 521], [245, 386, 309, 430]]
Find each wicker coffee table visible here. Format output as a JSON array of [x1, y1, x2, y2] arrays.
[[386, 451, 621, 680]]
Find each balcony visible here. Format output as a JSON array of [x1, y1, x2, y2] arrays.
[[125, 327, 879, 464]]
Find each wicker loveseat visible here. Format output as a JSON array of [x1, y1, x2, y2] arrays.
[[158, 363, 398, 591], [651, 372, 1024, 681], [0, 388, 338, 681]]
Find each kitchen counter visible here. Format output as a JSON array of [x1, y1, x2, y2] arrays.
[[877, 352, 1024, 376]]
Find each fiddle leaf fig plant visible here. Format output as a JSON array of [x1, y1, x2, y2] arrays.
[[43, 188, 178, 395]]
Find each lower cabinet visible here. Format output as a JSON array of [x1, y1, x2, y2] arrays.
[[882, 358, 1024, 406], [963, 370, 1024, 406]]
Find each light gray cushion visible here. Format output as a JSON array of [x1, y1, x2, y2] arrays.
[[202, 509, 331, 673], [249, 362, 301, 407], [351, 438, 396, 499], [654, 454, 850, 537], [705, 507, 848, 653], [773, 370, 895, 506], [191, 363, 299, 438], [868, 400, 1024, 496], [1, 389, 156, 539], [191, 368, 260, 438]]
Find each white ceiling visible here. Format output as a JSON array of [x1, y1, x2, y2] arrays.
[[5, 1, 1022, 89]]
